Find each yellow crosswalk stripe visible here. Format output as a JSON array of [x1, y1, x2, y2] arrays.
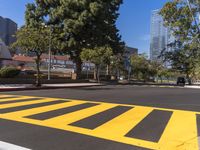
[[45, 109, 158, 150], [158, 111, 198, 150], [0, 95, 18, 98], [44, 103, 118, 126], [0, 96, 37, 103], [93, 106, 153, 137], [0, 95, 199, 150], [3, 100, 86, 117], [0, 98, 56, 109]]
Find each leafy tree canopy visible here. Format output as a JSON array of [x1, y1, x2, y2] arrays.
[[12, 27, 50, 86], [25, 0, 125, 77], [160, 0, 200, 80], [81, 46, 113, 81]]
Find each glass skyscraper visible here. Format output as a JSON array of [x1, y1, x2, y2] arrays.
[[150, 9, 170, 62]]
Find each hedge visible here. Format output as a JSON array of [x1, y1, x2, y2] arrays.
[[0, 67, 21, 78]]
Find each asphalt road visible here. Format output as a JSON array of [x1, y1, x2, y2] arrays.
[[0, 85, 200, 150]]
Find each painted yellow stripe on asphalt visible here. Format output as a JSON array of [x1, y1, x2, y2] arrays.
[[92, 106, 153, 137], [51, 122, 159, 150], [158, 111, 198, 150], [0, 95, 18, 98], [0, 95, 199, 150], [0, 98, 56, 109], [3, 101, 86, 117], [0, 96, 37, 103], [0, 112, 159, 150], [2, 95, 200, 115], [44, 103, 118, 126]]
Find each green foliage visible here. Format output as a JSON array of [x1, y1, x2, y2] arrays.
[[12, 26, 51, 86], [25, 0, 125, 77], [130, 54, 173, 81], [81, 46, 113, 81], [81, 46, 113, 66], [0, 67, 20, 78], [110, 54, 125, 76], [160, 0, 200, 81], [130, 54, 155, 80], [12, 27, 49, 56]]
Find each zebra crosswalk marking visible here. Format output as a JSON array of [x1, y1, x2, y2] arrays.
[[44, 103, 118, 125], [0, 96, 37, 103], [2, 101, 84, 117], [0, 98, 56, 109], [158, 111, 198, 150], [92, 106, 153, 137], [0, 94, 199, 150]]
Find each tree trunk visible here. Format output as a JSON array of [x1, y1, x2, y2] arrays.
[[117, 69, 120, 80], [186, 73, 192, 85], [97, 65, 100, 83], [94, 66, 97, 80], [35, 55, 41, 87], [106, 65, 109, 75], [75, 58, 82, 79]]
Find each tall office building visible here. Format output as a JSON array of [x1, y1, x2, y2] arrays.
[[150, 9, 170, 62], [0, 16, 17, 46], [196, 12, 200, 25]]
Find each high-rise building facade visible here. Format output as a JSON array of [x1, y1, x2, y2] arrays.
[[150, 9, 170, 62], [0, 16, 17, 46]]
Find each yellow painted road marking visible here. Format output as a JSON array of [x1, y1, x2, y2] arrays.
[[0, 95, 18, 98], [0, 94, 199, 150], [93, 106, 153, 136], [44, 103, 118, 125], [0, 98, 56, 109], [159, 111, 198, 150], [0, 96, 38, 103], [2, 100, 85, 117]]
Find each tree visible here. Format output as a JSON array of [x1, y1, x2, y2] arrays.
[[130, 54, 162, 82], [160, 0, 200, 84], [12, 27, 49, 87], [110, 54, 125, 79], [25, 0, 124, 79], [130, 54, 149, 81], [148, 61, 161, 80], [81, 46, 113, 82]]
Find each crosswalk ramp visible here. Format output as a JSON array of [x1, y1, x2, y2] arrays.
[[0, 94, 199, 150]]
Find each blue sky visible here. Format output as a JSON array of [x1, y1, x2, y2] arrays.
[[0, 0, 169, 55]]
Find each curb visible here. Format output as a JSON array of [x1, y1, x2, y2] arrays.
[[129, 84, 200, 89], [0, 84, 104, 92]]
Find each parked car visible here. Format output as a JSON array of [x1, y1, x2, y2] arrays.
[[177, 77, 186, 86]]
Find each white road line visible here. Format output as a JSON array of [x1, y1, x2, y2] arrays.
[[0, 141, 31, 150]]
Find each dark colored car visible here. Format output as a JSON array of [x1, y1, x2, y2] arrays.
[[177, 77, 186, 86]]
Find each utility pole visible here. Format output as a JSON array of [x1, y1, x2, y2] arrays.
[[48, 26, 53, 81]]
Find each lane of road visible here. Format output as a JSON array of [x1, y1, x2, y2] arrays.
[[0, 85, 200, 150], [2, 85, 200, 112]]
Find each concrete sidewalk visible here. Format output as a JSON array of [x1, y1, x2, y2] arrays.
[[0, 83, 200, 91], [184, 85, 200, 89], [0, 83, 102, 91]]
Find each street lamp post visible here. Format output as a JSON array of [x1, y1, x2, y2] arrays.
[[41, 23, 53, 81], [48, 26, 53, 81]]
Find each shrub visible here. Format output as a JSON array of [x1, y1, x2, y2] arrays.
[[0, 67, 21, 78]]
